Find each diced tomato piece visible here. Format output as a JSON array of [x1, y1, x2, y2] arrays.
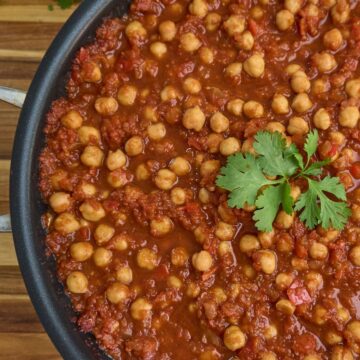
[[350, 162, 360, 179], [287, 279, 312, 305]]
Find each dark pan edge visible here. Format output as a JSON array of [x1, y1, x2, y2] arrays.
[[10, 0, 130, 359]]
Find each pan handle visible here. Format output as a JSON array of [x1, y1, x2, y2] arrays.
[[0, 86, 26, 108], [0, 86, 25, 233]]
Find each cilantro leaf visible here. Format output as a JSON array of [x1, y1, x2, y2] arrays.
[[281, 182, 294, 214], [301, 159, 331, 177], [295, 177, 350, 230], [304, 130, 319, 163], [216, 153, 278, 208], [254, 185, 283, 232], [253, 131, 300, 177]]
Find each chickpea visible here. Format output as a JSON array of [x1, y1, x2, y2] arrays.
[[154, 169, 177, 190], [337, 305, 350, 323], [274, 210, 294, 229], [264, 324, 278, 340], [70, 242, 93, 262], [159, 20, 176, 42], [150, 41, 167, 59], [312, 52, 337, 73], [93, 247, 112, 267], [205, 12, 222, 32], [183, 78, 202, 94], [276, 299, 295, 315], [199, 188, 210, 204], [130, 298, 152, 321], [260, 352, 277, 360], [135, 164, 150, 180], [239, 234, 260, 253], [258, 229, 275, 248], [349, 245, 360, 266], [290, 185, 301, 201], [194, 226, 208, 244], [254, 250, 277, 274], [312, 78, 330, 95], [171, 246, 189, 267], [291, 71, 311, 93], [346, 321, 360, 342], [220, 137, 241, 156], [285, 63, 302, 76], [125, 136, 144, 156], [218, 241, 233, 256], [331, 0, 350, 24], [66, 271, 88, 294], [182, 106, 206, 131], [125, 21, 147, 42], [325, 331, 343, 345], [81, 61, 102, 83], [223, 15, 246, 36], [351, 205, 360, 222], [331, 346, 354, 360], [106, 149, 127, 171], [243, 54, 265, 78], [167, 275, 182, 289], [250, 5, 264, 20], [285, 0, 302, 13], [266, 121, 285, 133], [309, 242, 328, 260], [276, 10, 294, 31], [287, 116, 309, 135], [339, 106, 359, 128], [171, 187, 187, 205], [147, 122, 166, 141], [243, 100, 264, 118], [210, 112, 230, 133], [323, 28, 343, 50], [199, 46, 214, 64], [143, 106, 158, 122], [180, 33, 202, 52], [313, 108, 331, 130], [227, 99, 244, 116], [54, 212, 80, 234], [189, 0, 208, 18], [150, 216, 173, 237], [94, 97, 118, 116], [291, 93, 313, 113], [113, 234, 129, 251], [81, 145, 104, 168], [345, 78, 360, 99], [187, 282, 201, 298], [137, 248, 158, 270], [215, 222, 235, 241], [49, 192, 71, 213], [79, 200, 105, 222], [94, 224, 115, 245], [207, 133, 223, 153], [170, 156, 191, 176], [223, 326, 246, 351], [275, 272, 294, 290], [118, 85, 137, 106], [200, 160, 220, 177], [225, 62, 242, 78], [78, 126, 100, 145], [61, 110, 83, 129], [271, 94, 289, 114], [116, 266, 133, 284], [160, 85, 180, 102], [106, 282, 130, 304], [236, 31, 254, 51], [192, 250, 213, 272]]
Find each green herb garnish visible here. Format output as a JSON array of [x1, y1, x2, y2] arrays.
[[49, 0, 80, 10], [216, 130, 351, 232]]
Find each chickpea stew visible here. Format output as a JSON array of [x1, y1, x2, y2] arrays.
[[39, 0, 360, 359]]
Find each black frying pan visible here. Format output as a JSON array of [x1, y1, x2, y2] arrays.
[[6, 1, 132, 358]]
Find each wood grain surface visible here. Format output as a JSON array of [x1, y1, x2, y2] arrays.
[[0, 1, 77, 358]]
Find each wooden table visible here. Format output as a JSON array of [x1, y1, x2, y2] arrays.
[[0, 2, 77, 358]]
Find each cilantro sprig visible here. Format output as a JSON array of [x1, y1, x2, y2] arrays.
[[216, 130, 351, 232]]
